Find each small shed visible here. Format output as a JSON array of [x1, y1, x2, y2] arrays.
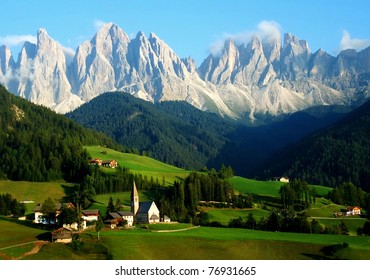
[[52, 227, 73, 243], [162, 215, 171, 223]]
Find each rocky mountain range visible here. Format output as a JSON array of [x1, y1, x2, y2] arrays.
[[0, 22, 369, 118]]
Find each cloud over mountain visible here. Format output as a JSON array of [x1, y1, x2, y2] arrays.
[[339, 30, 370, 52]]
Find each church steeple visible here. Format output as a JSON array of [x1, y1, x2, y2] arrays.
[[131, 180, 139, 215]]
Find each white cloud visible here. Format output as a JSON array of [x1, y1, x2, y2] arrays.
[[339, 30, 370, 52], [0, 35, 37, 47], [94, 19, 107, 30], [208, 20, 282, 56]]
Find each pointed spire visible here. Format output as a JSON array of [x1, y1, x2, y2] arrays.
[[131, 180, 139, 215]]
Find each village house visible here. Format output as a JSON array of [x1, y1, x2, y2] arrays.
[[81, 209, 100, 222], [33, 202, 75, 225], [104, 212, 123, 229], [117, 211, 134, 226], [104, 211, 134, 228], [90, 158, 118, 168], [346, 206, 361, 216], [102, 159, 118, 168], [33, 203, 100, 230], [51, 227, 73, 243], [272, 176, 290, 183], [90, 158, 103, 166]]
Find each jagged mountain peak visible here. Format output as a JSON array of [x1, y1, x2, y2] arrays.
[[1, 24, 369, 120], [283, 32, 310, 52]]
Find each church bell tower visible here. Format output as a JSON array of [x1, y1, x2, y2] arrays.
[[131, 180, 139, 215]]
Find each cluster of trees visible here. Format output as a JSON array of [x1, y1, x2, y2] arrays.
[[144, 170, 231, 222], [228, 210, 351, 235], [0, 85, 120, 182], [279, 179, 317, 210], [328, 182, 367, 208], [0, 193, 25, 216]]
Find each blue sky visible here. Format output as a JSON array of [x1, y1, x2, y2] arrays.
[[1, 0, 370, 64]]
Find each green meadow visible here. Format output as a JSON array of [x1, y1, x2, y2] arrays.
[[229, 176, 332, 197], [206, 208, 269, 225], [0, 217, 48, 260], [85, 145, 190, 184], [0, 180, 74, 214], [87, 226, 370, 259]]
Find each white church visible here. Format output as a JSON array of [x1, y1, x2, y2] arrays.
[[131, 181, 161, 224]]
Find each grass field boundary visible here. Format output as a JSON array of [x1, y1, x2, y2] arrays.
[[151, 226, 200, 233]]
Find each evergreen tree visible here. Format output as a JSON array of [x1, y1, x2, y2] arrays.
[[106, 196, 115, 214]]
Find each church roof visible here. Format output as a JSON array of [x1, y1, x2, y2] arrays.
[[137, 201, 155, 213]]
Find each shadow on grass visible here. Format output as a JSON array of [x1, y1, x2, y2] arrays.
[[0, 216, 57, 232]]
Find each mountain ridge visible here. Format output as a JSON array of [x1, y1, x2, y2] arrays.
[[1, 22, 369, 119]]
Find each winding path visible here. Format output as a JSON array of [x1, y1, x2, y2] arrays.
[[0, 241, 48, 260]]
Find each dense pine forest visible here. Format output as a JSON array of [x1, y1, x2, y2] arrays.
[[66, 91, 236, 170], [263, 99, 370, 191], [0, 85, 120, 182], [67, 91, 348, 176]]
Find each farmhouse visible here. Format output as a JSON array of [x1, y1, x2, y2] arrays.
[[90, 158, 118, 168], [81, 209, 100, 222], [90, 158, 103, 166], [102, 159, 118, 168], [51, 227, 73, 243], [272, 176, 290, 183], [33, 202, 75, 225], [104, 212, 124, 229], [117, 211, 134, 226], [346, 206, 361, 216], [131, 181, 160, 224]]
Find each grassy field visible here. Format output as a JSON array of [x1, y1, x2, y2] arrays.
[[93, 226, 370, 260], [0, 217, 49, 260], [85, 145, 190, 184], [229, 176, 332, 197], [0, 180, 74, 214], [205, 208, 269, 226], [2, 217, 369, 260]]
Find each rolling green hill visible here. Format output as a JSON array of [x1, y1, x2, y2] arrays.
[[85, 145, 190, 184], [228, 176, 332, 197]]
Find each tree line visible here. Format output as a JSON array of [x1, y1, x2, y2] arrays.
[[0, 193, 25, 216], [0, 85, 121, 182]]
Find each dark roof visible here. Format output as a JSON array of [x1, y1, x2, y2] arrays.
[[117, 211, 134, 217], [33, 202, 74, 212], [105, 212, 121, 219], [82, 209, 100, 216], [102, 160, 116, 164], [52, 227, 73, 239], [137, 201, 154, 214]]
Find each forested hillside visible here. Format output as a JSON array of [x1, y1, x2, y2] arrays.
[[67, 92, 236, 170], [67, 91, 349, 174], [263, 99, 370, 191], [0, 85, 119, 182]]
